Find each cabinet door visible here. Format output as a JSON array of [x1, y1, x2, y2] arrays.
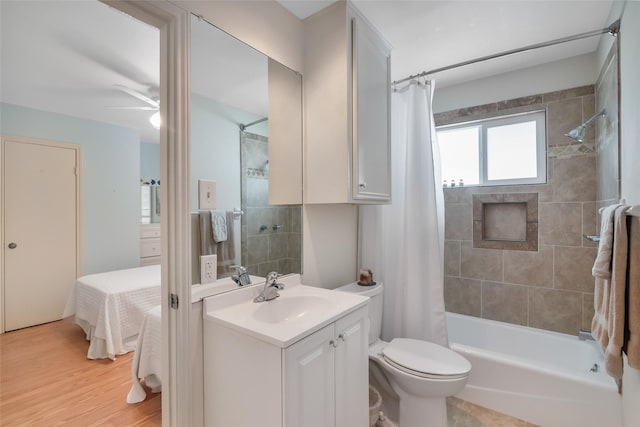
[[284, 324, 336, 427], [335, 308, 369, 427], [352, 17, 391, 201]]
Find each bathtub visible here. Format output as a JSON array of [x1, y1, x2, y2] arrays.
[[446, 312, 622, 427]]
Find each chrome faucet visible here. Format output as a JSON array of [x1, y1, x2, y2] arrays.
[[231, 265, 251, 287], [254, 271, 284, 303]]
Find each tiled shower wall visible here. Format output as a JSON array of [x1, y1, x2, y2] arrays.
[[436, 85, 599, 335], [240, 131, 302, 277]]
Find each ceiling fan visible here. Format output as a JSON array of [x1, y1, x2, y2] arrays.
[[110, 84, 160, 129]]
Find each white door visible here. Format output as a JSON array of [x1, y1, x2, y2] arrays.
[[284, 324, 336, 427], [335, 307, 369, 427], [3, 136, 80, 331]]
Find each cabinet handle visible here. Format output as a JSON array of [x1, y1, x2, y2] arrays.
[[359, 181, 367, 189], [338, 333, 345, 342], [329, 339, 338, 348]]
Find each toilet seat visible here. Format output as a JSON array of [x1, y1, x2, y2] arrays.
[[381, 338, 471, 380]]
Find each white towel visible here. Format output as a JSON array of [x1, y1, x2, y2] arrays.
[[210, 209, 227, 243], [592, 204, 621, 278]]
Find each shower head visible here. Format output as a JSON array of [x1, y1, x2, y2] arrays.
[[564, 110, 606, 142]]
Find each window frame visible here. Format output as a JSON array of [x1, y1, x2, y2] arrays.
[[437, 110, 547, 187]]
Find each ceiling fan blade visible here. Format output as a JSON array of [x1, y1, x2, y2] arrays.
[[106, 106, 158, 110], [113, 84, 159, 108]]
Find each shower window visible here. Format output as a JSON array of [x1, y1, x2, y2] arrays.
[[437, 110, 547, 187]]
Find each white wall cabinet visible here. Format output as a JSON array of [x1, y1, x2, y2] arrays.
[[304, 1, 391, 204], [204, 306, 368, 427]]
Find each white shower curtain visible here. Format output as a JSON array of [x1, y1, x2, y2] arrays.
[[359, 80, 447, 346]]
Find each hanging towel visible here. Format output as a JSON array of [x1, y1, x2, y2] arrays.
[[198, 210, 236, 280], [199, 211, 216, 257], [592, 205, 629, 380], [215, 211, 236, 278], [210, 209, 228, 243], [626, 216, 640, 369], [592, 204, 621, 278]]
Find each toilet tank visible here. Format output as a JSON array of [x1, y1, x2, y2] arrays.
[[335, 281, 383, 345]]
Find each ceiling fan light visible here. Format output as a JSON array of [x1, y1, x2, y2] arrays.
[[149, 111, 161, 129]]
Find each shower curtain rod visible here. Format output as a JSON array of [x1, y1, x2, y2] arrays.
[[393, 19, 620, 86], [239, 117, 268, 131]]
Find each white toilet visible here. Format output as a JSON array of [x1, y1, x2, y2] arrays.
[[336, 281, 471, 427]]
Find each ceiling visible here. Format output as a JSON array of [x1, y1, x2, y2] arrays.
[[1, 1, 615, 144]]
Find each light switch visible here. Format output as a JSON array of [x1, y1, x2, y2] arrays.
[[198, 179, 217, 209]]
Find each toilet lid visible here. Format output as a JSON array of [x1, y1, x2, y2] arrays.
[[382, 338, 471, 378]]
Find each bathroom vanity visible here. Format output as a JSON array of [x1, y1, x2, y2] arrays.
[[203, 275, 369, 427]]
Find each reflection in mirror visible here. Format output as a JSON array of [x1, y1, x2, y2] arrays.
[[190, 15, 302, 283], [141, 179, 160, 224]]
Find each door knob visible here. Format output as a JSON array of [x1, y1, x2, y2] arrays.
[[8, 242, 17, 249]]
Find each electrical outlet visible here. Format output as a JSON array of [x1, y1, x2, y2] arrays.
[[200, 254, 217, 284]]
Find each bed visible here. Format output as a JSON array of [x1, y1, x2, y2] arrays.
[[127, 305, 162, 403], [63, 264, 161, 360]]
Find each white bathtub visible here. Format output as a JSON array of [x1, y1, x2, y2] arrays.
[[446, 312, 622, 427]]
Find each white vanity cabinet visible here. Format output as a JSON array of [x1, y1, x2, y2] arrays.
[[204, 302, 368, 427], [284, 308, 369, 427], [304, 1, 391, 204]]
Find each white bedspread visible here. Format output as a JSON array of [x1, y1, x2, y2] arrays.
[[63, 265, 161, 360], [127, 305, 162, 403]]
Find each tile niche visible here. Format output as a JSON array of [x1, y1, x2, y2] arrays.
[[473, 193, 538, 251]]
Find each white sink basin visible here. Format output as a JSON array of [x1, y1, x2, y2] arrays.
[[252, 295, 333, 324], [204, 274, 369, 348]]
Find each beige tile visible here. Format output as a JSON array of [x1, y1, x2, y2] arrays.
[[582, 293, 595, 331], [247, 235, 269, 264], [554, 246, 597, 292], [539, 203, 583, 246], [461, 241, 503, 281], [547, 97, 583, 147], [503, 245, 553, 287], [444, 276, 481, 317], [454, 397, 528, 427], [497, 95, 543, 110], [504, 192, 538, 222], [553, 155, 597, 202], [542, 85, 594, 103], [269, 233, 289, 260], [444, 187, 472, 204], [528, 288, 582, 334], [445, 240, 461, 276], [483, 202, 528, 241], [583, 94, 596, 143], [482, 281, 528, 326], [582, 202, 599, 247], [445, 203, 473, 240]]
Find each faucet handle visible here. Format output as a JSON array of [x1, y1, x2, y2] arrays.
[[266, 271, 284, 289], [266, 271, 280, 282]]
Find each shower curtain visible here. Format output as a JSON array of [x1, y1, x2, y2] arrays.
[[359, 80, 447, 346]]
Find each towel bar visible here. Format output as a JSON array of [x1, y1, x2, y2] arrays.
[[583, 234, 601, 243]]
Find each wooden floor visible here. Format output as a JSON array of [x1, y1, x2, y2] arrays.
[[0, 319, 161, 426]]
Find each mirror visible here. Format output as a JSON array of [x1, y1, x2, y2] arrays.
[[189, 15, 303, 283]]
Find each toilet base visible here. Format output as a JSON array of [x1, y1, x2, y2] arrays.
[[398, 393, 446, 427]]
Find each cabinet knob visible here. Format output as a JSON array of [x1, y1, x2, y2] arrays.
[[359, 181, 367, 189], [338, 333, 345, 341], [8, 242, 17, 249], [329, 339, 339, 348]]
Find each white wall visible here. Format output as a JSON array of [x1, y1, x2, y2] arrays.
[[141, 141, 160, 178], [302, 204, 359, 288], [0, 102, 141, 275], [433, 52, 599, 113]]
